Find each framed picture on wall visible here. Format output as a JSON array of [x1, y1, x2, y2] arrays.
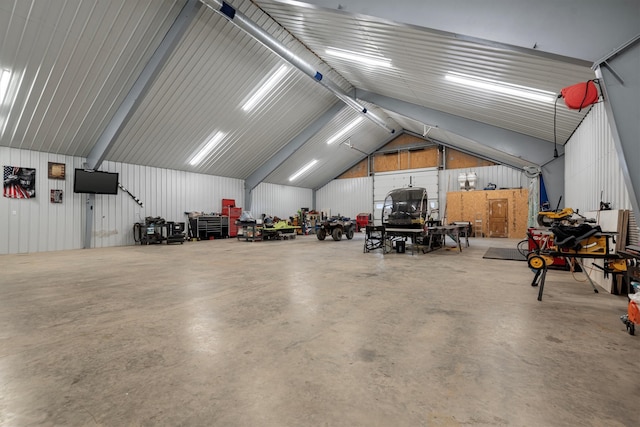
[[48, 162, 66, 180], [50, 189, 63, 203], [3, 166, 36, 198]]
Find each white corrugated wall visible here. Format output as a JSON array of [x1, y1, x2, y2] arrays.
[[565, 103, 631, 212], [0, 147, 244, 253], [316, 177, 373, 219], [439, 165, 527, 220], [250, 183, 313, 219], [564, 103, 635, 291], [1, 147, 85, 254]]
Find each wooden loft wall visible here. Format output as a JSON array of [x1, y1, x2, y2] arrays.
[[445, 149, 495, 169], [337, 133, 495, 179], [373, 146, 439, 172], [338, 160, 368, 179]]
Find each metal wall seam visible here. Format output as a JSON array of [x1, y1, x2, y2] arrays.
[[316, 177, 374, 219], [565, 103, 631, 212], [0, 147, 244, 253], [250, 182, 313, 219]]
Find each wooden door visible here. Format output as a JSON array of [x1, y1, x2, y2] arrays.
[[488, 199, 508, 237]]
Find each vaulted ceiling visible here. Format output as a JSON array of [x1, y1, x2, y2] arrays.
[[1, 0, 637, 190]]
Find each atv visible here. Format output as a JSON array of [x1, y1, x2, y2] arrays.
[[317, 216, 355, 241]]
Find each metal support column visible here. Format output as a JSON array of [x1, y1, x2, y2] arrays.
[[82, 0, 201, 248]]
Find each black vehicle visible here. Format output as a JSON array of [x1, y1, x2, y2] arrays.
[[317, 216, 355, 241], [382, 187, 428, 229]]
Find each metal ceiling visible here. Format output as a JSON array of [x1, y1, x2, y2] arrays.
[[255, 0, 597, 145], [0, 0, 183, 155], [264, 104, 392, 189], [0, 0, 603, 191]]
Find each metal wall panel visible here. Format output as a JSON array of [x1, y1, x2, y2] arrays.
[[438, 165, 527, 220], [92, 163, 243, 248], [0, 147, 244, 253], [316, 177, 373, 219], [1, 147, 84, 254], [371, 168, 438, 224], [565, 103, 631, 212], [250, 182, 312, 219]]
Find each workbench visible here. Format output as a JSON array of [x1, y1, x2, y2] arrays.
[[237, 222, 261, 241], [423, 224, 469, 253], [384, 228, 425, 255], [363, 223, 470, 255]]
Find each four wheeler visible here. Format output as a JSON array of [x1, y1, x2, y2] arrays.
[[317, 216, 355, 241]]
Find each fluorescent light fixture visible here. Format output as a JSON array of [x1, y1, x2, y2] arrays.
[[189, 131, 226, 166], [325, 48, 391, 68], [289, 159, 318, 182], [242, 64, 289, 112], [445, 72, 556, 103], [327, 117, 364, 145], [0, 69, 11, 103]]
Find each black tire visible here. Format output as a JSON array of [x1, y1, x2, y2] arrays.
[[317, 229, 326, 240], [517, 239, 529, 257], [332, 228, 343, 241], [346, 227, 354, 240]]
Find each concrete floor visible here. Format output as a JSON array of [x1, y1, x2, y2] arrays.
[[0, 234, 638, 426]]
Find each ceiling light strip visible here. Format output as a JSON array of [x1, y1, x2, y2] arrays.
[[327, 117, 364, 145], [289, 159, 318, 181], [325, 48, 392, 68], [445, 72, 556, 103], [0, 69, 11, 102], [242, 64, 289, 112], [189, 131, 226, 166]]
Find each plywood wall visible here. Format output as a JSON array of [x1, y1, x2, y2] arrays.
[[446, 148, 495, 169], [338, 159, 368, 179], [446, 188, 529, 238], [407, 147, 439, 169], [374, 152, 401, 172], [338, 136, 494, 179]]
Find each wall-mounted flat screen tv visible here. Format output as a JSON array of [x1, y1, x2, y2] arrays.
[[73, 169, 119, 195]]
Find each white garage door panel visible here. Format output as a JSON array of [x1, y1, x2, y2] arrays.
[[373, 168, 439, 224]]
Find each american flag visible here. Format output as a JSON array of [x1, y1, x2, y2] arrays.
[[3, 166, 33, 199]]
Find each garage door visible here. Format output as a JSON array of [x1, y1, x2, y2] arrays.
[[372, 168, 439, 225]]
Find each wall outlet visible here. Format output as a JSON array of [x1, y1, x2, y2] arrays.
[[12, 210, 17, 215]]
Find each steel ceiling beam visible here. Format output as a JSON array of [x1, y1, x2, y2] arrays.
[[83, 0, 202, 248], [85, 0, 202, 171], [356, 89, 555, 166], [276, 0, 639, 64], [244, 101, 345, 210]]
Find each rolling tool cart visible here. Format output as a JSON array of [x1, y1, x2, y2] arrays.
[[166, 222, 186, 244], [133, 216, 167, 245]]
